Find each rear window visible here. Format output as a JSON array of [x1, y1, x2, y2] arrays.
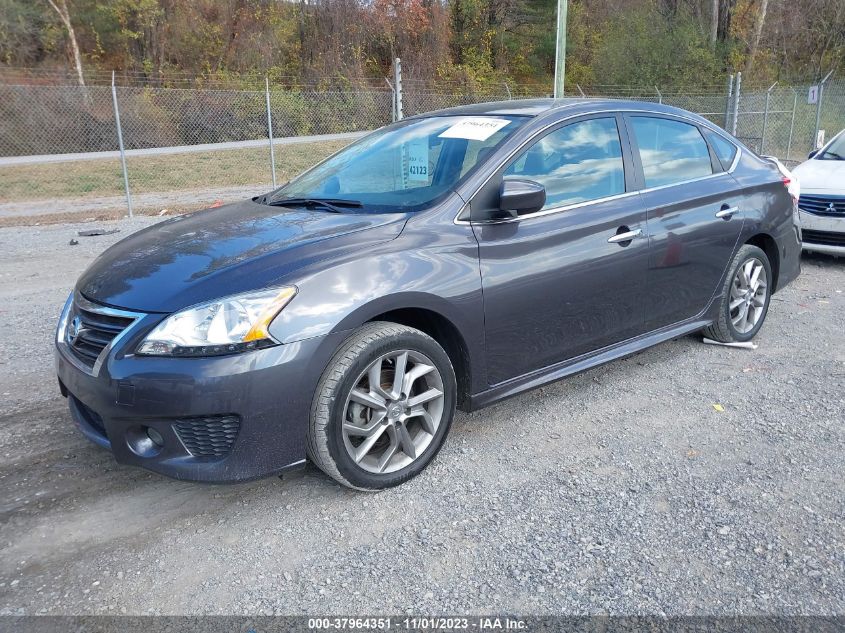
[[704, 130, 738, 171], [630, 117, 713, 188]]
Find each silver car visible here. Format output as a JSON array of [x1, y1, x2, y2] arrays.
[[793, 129, 845, 256]]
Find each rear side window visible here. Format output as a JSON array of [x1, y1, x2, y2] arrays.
[[630, 117, 713, 188], [704, 130, 738, 171], [504, 117, 626, 210]]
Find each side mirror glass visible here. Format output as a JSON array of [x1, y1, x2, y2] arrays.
[[498, 178, 546, 218], [808, 149, 819, 159]]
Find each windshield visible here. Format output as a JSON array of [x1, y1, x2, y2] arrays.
[[818, 131, 845, 160], [266, 115, 528, 212]]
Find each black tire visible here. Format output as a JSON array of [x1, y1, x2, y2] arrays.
[[703, 244, 773, 343], [306, 321, 457, 490]]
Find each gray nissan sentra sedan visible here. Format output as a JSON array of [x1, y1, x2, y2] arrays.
[[56, 99, 801, 489]]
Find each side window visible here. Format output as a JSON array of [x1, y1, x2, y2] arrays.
[[704, 130, 738, 171], [504, 117, 626, 211], [630, 117, 713, 188]]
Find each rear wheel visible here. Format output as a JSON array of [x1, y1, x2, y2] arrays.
[[703, 244, 772, 343], [307, 322, 456, 490]]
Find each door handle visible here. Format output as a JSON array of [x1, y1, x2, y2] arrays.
[[607, 228, 643, 244], [716, 206, 739, 219]]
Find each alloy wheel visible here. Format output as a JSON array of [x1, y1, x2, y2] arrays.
[[341, 350, 445, 474], [729, 257, 768, 334]]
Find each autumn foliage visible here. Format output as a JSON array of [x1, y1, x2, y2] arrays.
[[1, 0, 842, 89]]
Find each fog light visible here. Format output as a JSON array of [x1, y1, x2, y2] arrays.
[[146, 427, 164, 447], [126, 425, 164, 457]]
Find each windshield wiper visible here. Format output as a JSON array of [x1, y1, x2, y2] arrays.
[[821, 151, 845, 160], [265, 197, 363, 213]]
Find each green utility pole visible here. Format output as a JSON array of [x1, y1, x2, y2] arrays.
[[553, 0, 568, 98]]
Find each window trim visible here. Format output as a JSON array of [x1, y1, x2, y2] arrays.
[[457, 107, 741, 226]]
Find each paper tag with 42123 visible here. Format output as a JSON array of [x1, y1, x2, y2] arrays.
[[406, 138, 429, 183]]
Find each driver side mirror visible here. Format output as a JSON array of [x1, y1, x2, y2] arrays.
[[808, 149, 819, 159], [497, 178, 546, 219]]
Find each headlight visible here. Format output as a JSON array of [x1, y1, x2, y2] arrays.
[[137, 286, 297, 356], [56, 292, 73, 343]]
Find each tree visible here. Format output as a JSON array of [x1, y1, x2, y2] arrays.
[[717, 0, 735, 43], [744, 0, 769, 74], [45, 0, 85, 86], [0, 0, 839, 89], [710, 0, 718, 45]]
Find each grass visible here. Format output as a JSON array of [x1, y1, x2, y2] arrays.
[[0, 139, 351, 203]]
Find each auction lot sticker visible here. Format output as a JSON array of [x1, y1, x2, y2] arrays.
[[406, 138, 429, 182], [439, 117, 511, 141]]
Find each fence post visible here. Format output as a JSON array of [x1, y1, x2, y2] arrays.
[[385, 78, 396, 122], [576, 84, 586, 97], [393, 58, 403, 120], [786, 88, 797, 162], [761, 81, 777, 155], [504, 82, 512, 100], [731, 72, 742, 136], [265, 76, 277, 188], [724, 74, 734, 131], [111, 71, 133, 218], [814, 70, 834, 149], [654, 85, 662, 105]]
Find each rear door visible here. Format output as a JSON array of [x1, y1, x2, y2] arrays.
[[625, 115, 745, 331], [471, 114, 650, 386]]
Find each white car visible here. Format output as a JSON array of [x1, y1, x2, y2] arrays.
[[792, 129, 845, 256]]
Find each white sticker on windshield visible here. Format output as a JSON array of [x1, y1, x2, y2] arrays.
[[406, 138, 429, 183], [439, 117, 511, 141]]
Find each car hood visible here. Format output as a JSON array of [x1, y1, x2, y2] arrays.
[[792, 159, 845, 192], [77, 199, 408, 313]]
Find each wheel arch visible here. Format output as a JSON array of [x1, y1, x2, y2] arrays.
[[364, 306, 473, 411], [745, 233, 780, 291]]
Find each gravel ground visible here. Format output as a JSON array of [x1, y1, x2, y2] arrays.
[[0, 185, 259, 220], [0, 218, 843, 616]]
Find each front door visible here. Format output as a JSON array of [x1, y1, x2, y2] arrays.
[[625, 115, 745, 330], [471, 115, 650, 386]]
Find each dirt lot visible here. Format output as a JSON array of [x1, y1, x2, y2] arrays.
[[0, 218, 843, 616], [0, 139, 350, 224]]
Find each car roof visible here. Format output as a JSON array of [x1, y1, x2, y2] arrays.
[[411, 98, 718, 128], [408, 98, 564, 117]]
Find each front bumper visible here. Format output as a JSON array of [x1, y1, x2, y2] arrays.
[[56, 299, 347, 482], [799, 209, 845, 256]]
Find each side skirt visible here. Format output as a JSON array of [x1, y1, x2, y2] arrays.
[[468, 317, 712, 411]]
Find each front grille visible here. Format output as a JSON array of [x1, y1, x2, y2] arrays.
[[173, 416, 241, 457], [802, 229, 845, 247], [798, 194, 845, 217], [66, 299, 135, 368]]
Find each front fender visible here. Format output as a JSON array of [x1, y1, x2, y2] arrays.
[[267, 223, 486, 391], [330, 291, 473, 334]]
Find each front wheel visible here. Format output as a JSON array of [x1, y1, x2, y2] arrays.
[[703, 244, 773, 343], [307, 322, 456, 490]]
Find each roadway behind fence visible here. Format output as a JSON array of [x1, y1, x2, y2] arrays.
[[0, 70, 842, 224]]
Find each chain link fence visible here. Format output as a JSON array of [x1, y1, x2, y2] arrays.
[[0, 71, 843, 224], [730, 83, 833, 163]]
